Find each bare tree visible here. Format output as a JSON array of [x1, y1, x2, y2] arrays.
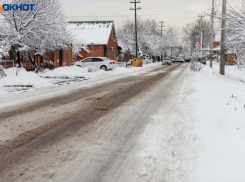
[[183, 18, 211, 55], [224, 0, 245, 68]]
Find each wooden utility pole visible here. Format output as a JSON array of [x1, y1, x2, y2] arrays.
[[130, 0, 141, 59], [220, 0, 227, 75], [198, 14, 205, 57], [210, 0, 215, 68], [159, 21, 165, 37]]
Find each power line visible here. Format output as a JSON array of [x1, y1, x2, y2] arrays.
[[66, 11, 202, 18], [140, 0, 153, 17]]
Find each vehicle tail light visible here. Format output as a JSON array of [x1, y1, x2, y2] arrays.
[[109, 62, 116, 64]]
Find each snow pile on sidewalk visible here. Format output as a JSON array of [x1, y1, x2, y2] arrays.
[[187, 62, 245, 181], [212, 62, 245, 82], [0, 63, 160, 96], [0, 68, 52, 88], [141, 62, 245, 182], [38, 66, 101, 78]]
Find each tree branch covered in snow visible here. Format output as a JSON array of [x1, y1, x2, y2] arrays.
[[190, 52, 203, 72], [0, 0, 86, 72], [117, 19, 179, 57], [223, 1, 245, 68]]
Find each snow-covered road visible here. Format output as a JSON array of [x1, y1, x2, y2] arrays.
[[0, 63, 192, 182], [2, 61, 244, 182]]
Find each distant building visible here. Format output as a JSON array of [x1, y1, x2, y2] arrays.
[[68, 21, 118, 61], [203, 35, 236, 64]]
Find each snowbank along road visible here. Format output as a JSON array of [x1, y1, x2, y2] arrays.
[[0, 63, 189, 182]]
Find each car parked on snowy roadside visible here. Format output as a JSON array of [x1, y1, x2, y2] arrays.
[[143, 55, 151, 64], [71, 57, 117, 71], [162, 58, 172, 65], [172, 57, 185, 63], [198, 57, 207, 65], [184, 56, 192, 62]]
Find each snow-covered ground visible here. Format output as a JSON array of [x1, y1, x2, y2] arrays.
[[0, 63, 160, 97], [188, 61, 245, 182], [144, 61, 245, 181], [1, 61, 245, 181]]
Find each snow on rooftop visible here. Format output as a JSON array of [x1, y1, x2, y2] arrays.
[[68, 22, 113, 45]]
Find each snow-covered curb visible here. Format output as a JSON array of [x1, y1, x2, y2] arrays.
[[137, 62, 245, 181], [174, 62, 245, 181], [189, 62, 245, 181], [0, 63, 161, 97], [0, 63, 161, 109]]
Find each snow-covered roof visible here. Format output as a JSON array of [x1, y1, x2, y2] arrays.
[[68, 21, 114, 45]]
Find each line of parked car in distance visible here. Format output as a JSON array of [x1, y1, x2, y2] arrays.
[[143, 55, 152, 64], [71, 57, 117, 71], [162, 57, 185, 65], [162, 56, 207, 66]]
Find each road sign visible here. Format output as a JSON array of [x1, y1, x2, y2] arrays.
[[195, 42, 201, 49], [195, 42, 201, 52]]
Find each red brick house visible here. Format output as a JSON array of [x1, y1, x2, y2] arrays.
[[1, 21, 118, 70], [203, 35, 236, 64], [2, 47, 72, 70], [68, 21, 118, 61], [35, 48, 72, 69], [212, 37, 236, 64]]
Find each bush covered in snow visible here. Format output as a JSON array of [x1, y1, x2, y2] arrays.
[[40, 61, 55, 71], [190, 53, 204, 72], [0, 65, 6, 79], [0, 68, 52, 87]]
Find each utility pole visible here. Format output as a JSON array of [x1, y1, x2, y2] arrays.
[[198, 14, 205, 57], [210, 0, 215, 68], [159, 21, 165, 37], [130, 0, 141, 59], [170, 46, 173, 58], [220, 0, 227, 75]]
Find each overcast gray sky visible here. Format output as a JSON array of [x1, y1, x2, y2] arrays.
[[61, 0, 241, 31]]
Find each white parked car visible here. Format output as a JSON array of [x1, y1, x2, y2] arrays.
[[71, 57, 117, 71], [162, 58, 172, 65], [172, 57, 185, 63], [143, 55, 151, 64]]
